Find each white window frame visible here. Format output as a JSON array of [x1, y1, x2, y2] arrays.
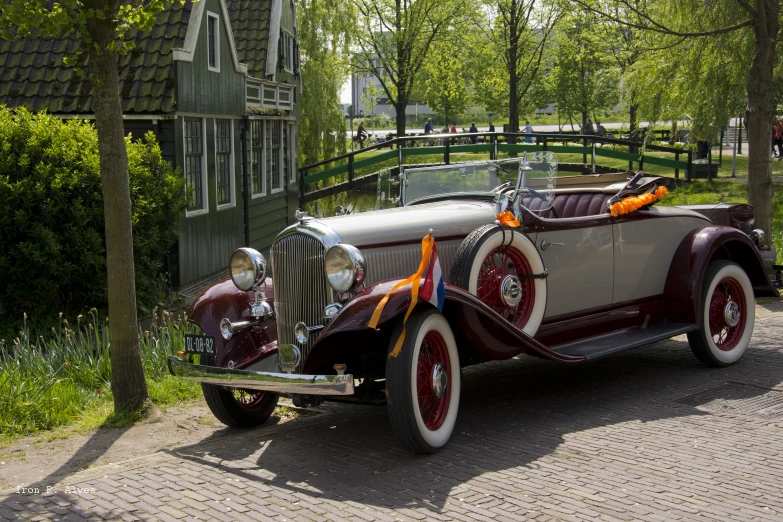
[[268, 120, 284, 194], [183, 117, 209, 217], [214, 119, 236, 210], [281, 29, 294, 73], [289, 123, 297, 183], [250, 120, 266, 199], [207, 11, 220, 73]]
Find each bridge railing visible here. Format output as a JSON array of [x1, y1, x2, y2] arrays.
[[298, 132, 694, 204]]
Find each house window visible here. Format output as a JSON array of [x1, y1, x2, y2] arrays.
[[282, 124, 289, 184], [215, 120, 234, 208], [266, 120, 282, 192], [281, 30, 294, 73], [250, 120, 265, 197], [207, 12, 220, 72], [184, 118, 206, 214]]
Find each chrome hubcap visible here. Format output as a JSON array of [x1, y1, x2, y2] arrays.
[[724, 301, 741, 327], [431, 364, 448, 399], [500, 275, 522, 307]]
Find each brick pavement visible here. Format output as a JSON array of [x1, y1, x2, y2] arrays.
[[2, 299, 783, 521]]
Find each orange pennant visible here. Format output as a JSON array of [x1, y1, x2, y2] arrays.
[[368, 233, 435, 358]]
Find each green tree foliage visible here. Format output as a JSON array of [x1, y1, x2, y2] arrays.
[[422, 38, 471, 124], [353, 0, 472, 136], [548, 13, 620, 128], [570, 0, 779, 247], [297, 0, 355, 167], [0, 108, 187, 324], [471, 0, 558, 132]]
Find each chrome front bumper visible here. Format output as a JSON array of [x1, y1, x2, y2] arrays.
[[167, 356, 355, 396]]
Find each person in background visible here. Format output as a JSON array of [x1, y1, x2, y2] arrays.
[[523, 121, 533, 143], [469, 122, 479, 144], [596, 121, 607, 137], [356, 121, 369, 147], [424, 118, 433, 134], [450, 123, 457, 134], [775, 119, 783, 160], [583, 118, 595, 135], [489, 122, 495, 133]]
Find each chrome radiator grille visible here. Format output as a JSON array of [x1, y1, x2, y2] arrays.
[[270, 233, 333, 363]]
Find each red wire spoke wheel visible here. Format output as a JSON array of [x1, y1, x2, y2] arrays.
[[232, 389, 271, 410], [200, 354, 279, 428], [386, 309, 461, 454], [688, 261, 755, 367], [707, 277, 747, 351], [451, 224, 547, 336], [475, 247, 535, 329], [415, 331, 452, 431]]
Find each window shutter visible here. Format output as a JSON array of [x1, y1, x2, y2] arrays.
[[294, 40, 300, 76]]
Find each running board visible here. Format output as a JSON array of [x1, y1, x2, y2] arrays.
[[552, 323, 698, 361]]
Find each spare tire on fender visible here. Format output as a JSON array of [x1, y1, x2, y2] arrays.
[[450, 224, 547, 336]]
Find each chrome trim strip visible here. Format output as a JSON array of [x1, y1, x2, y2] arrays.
[[167, 356, 354, 396]]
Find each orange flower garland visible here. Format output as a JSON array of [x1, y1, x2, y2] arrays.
[[610, 186, 668, 217], [496, 210, 521, 227]]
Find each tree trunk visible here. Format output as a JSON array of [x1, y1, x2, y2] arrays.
[[629, 97, 637, 133], [395, 100, 407, 137], [88, 13, 149, 413], [745, 0, 778, 247]]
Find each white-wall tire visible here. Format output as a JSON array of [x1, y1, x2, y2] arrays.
[[450, 224, 547, 336], [687, 261, 755, 367], [386, 309, 460, 454]]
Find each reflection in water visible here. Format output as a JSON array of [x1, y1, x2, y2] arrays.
[[303, 169, 400, 218]]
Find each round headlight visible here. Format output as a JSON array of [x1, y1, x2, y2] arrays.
[[324, 244, 366, 293], [230, 247, 266, 291]]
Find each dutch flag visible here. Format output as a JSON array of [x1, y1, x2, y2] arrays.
[[419, 241, 445, 311]]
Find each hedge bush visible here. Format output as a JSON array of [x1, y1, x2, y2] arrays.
[[0, 107, 186, 328]]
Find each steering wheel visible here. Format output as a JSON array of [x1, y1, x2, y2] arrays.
[[523, 187, 559, 218]]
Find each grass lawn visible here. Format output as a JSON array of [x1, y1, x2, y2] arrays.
[[0, 309, 203, 441]]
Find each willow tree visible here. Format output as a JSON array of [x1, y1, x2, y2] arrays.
[[353, 0, 471, 137], [472, 0, 558, 133], [297, 0, 355, 166], [572, 0, 780, 247], [0, 0, 163, 412]]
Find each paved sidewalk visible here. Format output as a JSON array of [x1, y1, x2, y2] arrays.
[[3, 300, 783, 521]]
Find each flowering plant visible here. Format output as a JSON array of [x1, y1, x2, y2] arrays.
[[610, 186, 669, 217]]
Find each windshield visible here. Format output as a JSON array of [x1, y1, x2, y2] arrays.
[[402, 153, 558, 209]]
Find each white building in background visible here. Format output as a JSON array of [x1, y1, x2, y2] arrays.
[[350, 70, 434, 124]]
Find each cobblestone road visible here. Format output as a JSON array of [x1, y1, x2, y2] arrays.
[[3, 300, 783, 521]]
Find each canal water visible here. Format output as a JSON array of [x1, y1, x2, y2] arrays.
[[302, 173, 400, 218]]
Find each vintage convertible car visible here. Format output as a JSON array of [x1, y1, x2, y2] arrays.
[[169, 154, 780, 454]]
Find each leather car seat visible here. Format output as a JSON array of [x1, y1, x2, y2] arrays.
[[522, 193, 614, 219]]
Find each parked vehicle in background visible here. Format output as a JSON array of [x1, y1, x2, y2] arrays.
[[169, 154, 780, 454]]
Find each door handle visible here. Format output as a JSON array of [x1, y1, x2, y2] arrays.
[[540, 239, 565, 250]]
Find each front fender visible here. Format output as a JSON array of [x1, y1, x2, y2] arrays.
[[302, 279, 583, 374], [188, 277, 277, 368], [664, 226, 778, 326]]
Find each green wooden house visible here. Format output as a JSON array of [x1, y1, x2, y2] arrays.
[[0, 0, 301, 288]]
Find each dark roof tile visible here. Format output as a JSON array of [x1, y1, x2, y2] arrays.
[[0, 0, 193, 114]]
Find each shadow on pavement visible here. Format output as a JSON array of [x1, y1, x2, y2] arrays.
[[167, 333, 783, 513]]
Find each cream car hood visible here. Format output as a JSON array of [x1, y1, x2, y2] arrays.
[[315, 201, 496, 246]]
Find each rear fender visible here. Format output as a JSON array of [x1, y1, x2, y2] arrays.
[[664, 227, 778, 326], [302, 280, 583, 374], [188, 277, 277, 368]]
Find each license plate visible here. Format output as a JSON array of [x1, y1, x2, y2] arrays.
[[184, 334, 215, 355]]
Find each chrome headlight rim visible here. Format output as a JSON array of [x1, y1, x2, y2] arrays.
[[230, 247, 266, 291], [324, 244, 366, 293]]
